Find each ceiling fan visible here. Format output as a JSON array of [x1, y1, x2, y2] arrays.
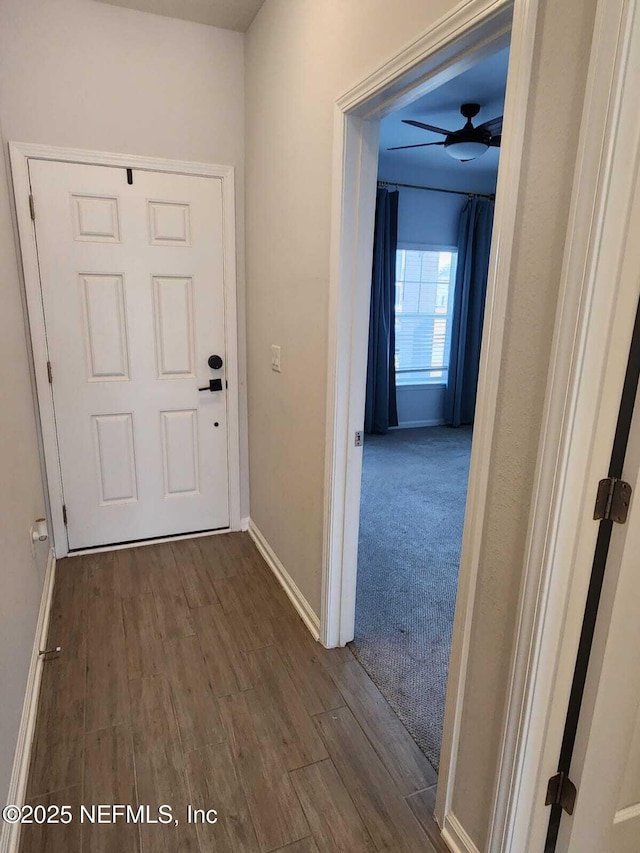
[[388, 103, 502, 162]]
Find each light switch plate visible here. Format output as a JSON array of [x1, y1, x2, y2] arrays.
[[271, 344, 281, 372]]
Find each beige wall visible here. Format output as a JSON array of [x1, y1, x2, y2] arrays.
[[245, 0, 596, 846], [0, 0, 245, 803], [244, 0, 456, 612], [0, 0, 248, 515], [619, 704, 640, 811], [0, 0, 244, 166], [0, 121, 49, 804], [614, 701, 640, 851]]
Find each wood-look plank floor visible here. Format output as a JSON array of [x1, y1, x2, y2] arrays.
[[19, 533, 448, 853]]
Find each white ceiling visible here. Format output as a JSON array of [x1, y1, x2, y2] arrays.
[[93, 0, 265, 31], [378, 47, 510, 189]]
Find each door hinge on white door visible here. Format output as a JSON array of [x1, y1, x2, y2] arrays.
[[47, 361, 53, 383], [593, 477, 632, 523], [29, 193, 35, 221], [545, 771, 577, 815], [355, 430, 363, 447], [62, 505, 68, 526]]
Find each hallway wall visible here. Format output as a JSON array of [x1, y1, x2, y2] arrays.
[[244, 0, 462, 616], [0, 122, 49, 809], [244, 0, 598, 846], [0, 0, 245, 805]]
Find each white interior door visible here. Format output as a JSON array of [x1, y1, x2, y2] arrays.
[[29, 159, 231, 549], [555, 379, 640, 852]]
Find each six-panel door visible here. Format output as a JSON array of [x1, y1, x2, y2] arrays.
[[30, 160, 230, 549]]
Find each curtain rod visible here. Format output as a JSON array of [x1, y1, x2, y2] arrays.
[[377, 179, 495, 200]]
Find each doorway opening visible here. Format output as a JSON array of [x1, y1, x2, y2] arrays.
[[320, 0, 539, 837], [352, 46, 507, 780]]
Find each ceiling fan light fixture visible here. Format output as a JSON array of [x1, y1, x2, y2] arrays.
[[393, 103, 502, 160], [444, 139, 490, 161]]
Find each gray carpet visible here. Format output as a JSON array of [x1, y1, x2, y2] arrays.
[[351, 426, 472, 773]]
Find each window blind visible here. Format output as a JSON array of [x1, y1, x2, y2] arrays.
[[395, 248, 457, 385]]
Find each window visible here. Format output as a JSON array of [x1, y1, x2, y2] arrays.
[[394, 247, 457, 385]]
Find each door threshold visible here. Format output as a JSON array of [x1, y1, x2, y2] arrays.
[[67, 526, 231, 557]]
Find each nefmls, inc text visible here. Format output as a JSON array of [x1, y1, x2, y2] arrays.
[[79, 805, 218, 824]]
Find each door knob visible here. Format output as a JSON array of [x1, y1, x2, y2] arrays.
[[208, 354, 223, 370]]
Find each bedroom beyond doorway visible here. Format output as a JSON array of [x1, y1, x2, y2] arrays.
[[351, 45, 507, 776]]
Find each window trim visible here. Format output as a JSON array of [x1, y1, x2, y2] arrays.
[[397, 240, 458, 252], [394, 242, 458, 388]]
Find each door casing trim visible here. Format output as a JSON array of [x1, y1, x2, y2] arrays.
[[494, 0, 640, 848], [9, 142, 242, 558], [320, 0, 534, 840]]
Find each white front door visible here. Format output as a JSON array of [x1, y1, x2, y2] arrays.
[[30, 159, 231, 549]]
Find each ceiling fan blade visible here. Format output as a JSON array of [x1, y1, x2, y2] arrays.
[[477, 115, 503, 136], [402, 119, 452, 136], [387, 141, 446, 151], [489, 134, 502, 147]]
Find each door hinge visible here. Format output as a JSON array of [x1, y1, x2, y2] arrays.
[[355, 430, 363, 447], [593, 477, 632, 523], [545, 771, 577, 815], [29, 193, 35, 221], [62, 505, 68, 526], [46, 361, 53, 383]]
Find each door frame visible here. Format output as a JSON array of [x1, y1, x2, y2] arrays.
[[554, 321, 640, 850], [9, 142, 242, 558], [322, 0, 639, 848], [321, 0, 535, 844], [490, 0, 640, 848]]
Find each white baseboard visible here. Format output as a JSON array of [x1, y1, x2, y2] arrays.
[[441, 812, 481, 853], [240, 516, 250, 532], [1, 548, 56, 853], [392, 418, 446, 429], [248, 520, 320, 640], [614, 802, 640, 824]]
